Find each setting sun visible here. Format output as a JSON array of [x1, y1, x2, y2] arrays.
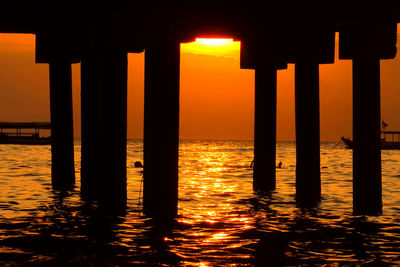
[[181, 38, 240, 58], [195, 38, 234, 46]]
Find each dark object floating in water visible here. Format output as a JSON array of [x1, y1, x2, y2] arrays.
[[341, 131, 400, 150], [0, 122, 51, 145], [250, 160, 283, 169], [340, 137, 353, 149], [134, 161, 143, 168]]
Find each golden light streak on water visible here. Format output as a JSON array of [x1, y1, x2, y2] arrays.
[[0, 140, 400, 265]]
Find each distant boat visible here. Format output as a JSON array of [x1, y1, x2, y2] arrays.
[[0, 122, 51, 145], [340, 136, 354, 149], [341, 131, 400, 150]]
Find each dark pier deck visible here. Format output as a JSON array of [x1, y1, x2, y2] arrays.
[[1, 1, 399, 217]]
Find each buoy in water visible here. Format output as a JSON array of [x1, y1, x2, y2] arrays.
[[134, 161, 143, 168]]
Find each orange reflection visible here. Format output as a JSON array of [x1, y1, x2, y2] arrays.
[[177, 143, 255, 258], [203, 232, 229, 243]]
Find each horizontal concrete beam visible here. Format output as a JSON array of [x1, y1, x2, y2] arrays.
[[0, 3, 397, 65], [339, 21, 398, 60], [35, 33, 81, 64]]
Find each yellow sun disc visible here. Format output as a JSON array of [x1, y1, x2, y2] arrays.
[[195, 38, 234, 46]]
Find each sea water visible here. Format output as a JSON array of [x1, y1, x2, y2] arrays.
[[0, 140, 399, 265]]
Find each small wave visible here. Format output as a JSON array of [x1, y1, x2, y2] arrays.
[[20, 173, 41, 177], [224, 164, 250, 169], [211, 192, 234, 197]]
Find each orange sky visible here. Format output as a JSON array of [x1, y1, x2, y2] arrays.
[[0, 28, 399, 141]]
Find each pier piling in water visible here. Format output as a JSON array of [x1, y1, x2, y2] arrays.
[[253, 64, 277, 191], [49, 58, 75, 189], [352, 57, 382, 214], [295, 61, 321, 203], [289, 27, 334, 206], [80, 38, 128, 208], [100, 49, 128, 208], [143, 41, 180, 218], [80, 45, 103, 200], [339, 21, 397, 214]]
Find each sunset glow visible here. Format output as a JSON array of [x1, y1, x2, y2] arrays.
[[180, 37, 254, 140], [181, 38, 240, 58], [1, 31, 400, 141], [195, 38, 234, 46]]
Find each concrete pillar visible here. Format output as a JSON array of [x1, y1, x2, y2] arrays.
[[253, 64, 277, 191], [352, 57, 382, 215], [101, 49, 128, 207], [49, 59, 75, 189], [295, 61, 321, 204], [143, 41, 180, 218], [80, 50, 102, 199], [80, 49, 127, 208]]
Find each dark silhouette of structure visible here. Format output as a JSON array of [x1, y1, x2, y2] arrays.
[[134, 161, 143, 168], [0, 2, 399, 217], [0, 122, 51, 145]]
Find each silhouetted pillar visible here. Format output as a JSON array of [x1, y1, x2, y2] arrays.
[[352, 57, 382, 215], [101, 50, 128, 207], [81, 48, 127, 208], [49, 58, 75, 189], [143, 41, 180, 218], [81, 49, 102, 199], [253, 64, 277, 191], [295, 61, 321, 203]]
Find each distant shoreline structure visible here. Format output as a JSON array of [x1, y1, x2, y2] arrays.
[[0, 122, 51, 145], [341, 131, 400, 150]]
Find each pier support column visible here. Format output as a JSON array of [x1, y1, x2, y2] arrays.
[[253, 64, 277, 191], [143, 41, 180, 218], [81, 48, 127, 208], [101, 50, 128, 207], [295, 61, 321, 204], [352, 57, 382, 215], [81, 50, 102, 199], [49, 58, 75, 189]]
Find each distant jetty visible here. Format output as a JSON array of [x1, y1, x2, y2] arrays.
[[341, 131, 400, 150], [0, 122, 51, 145]]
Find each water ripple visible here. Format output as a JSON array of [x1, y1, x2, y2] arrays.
[[0, 141, 399, 265]]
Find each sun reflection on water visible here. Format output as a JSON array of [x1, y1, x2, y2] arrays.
[[175, 141, 256, 263], [1, 140, 400, 265]]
